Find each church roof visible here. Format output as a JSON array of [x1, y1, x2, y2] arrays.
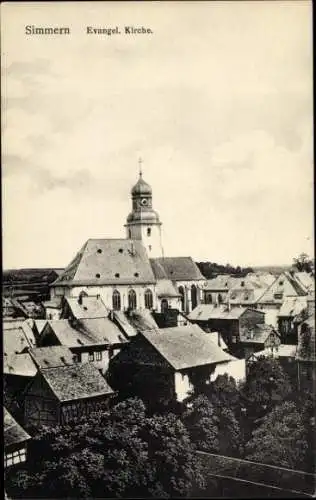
[[150, 257, 205, 282], [64, 296, 110, 320], [52, 239, 156, 287]]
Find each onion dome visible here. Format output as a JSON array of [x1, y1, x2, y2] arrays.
[[131, 172, 152, 196]]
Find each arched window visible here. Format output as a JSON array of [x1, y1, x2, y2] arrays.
[[161, 299, 169, 313], [128, 289, 137, 310], [147, 227, 151, 237], [112, 290, 121, 311], [218, 293, 223, 304], [178, 286, 185, 311], [128, 229, 132, 239], [191, 285, 198, 310], [144, 289, 153, 309]]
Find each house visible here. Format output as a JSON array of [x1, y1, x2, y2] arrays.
[[24, 363, 114, 428], [42, 297, 63, 320], [296, 295, 315, 391], [29, 345, 77, 370], [188, 304, 265, 356], [108, 325, 245, 404], [4, 407, 31, 469], [239, 324, 281, 359], [150, 257, 206, 314], [4, 321, 36, 358], [277, 296, 308, 344], [4, 353, 38, 421], [61, 294, 110, 320], [203, 273, 275, 307], [39, 317, 127, 372], [257, 272, 308, 326]]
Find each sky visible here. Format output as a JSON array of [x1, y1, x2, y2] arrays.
[[1, 1, 313, 269]]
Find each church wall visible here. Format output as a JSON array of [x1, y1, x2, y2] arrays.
[[174, 280, 206, 313], [67, 284, 157, 311]]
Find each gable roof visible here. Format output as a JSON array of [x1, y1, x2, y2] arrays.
[[258, 272, 307, 304], [205, 273, 275, 292], [40, 363, 114, 402], [4, 323, 36, 357], [141, 325, 233, 370], [150, 257, 205, 281], [113, 311, 138, 337], [278, 296, 308, 317], [29, 346, 76, 369], [53, 239, 156, 287], [294, 272, 314, 294], [4, 353, 38, 377], [124, 309, 159, 333], [64, 295, 110, 320], [240, 324, 280, 344], [44, 318, 126, 347], [188, 304, 254, 321], [4, 407, 31, 448]]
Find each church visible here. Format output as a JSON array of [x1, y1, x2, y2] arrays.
[[50, 169, 206, 316]]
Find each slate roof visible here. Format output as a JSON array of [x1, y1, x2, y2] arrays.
[[228, 287, 265, 305], [278, 296, 308, 317], [64, 296, 110, 319], [53, 239, 156, 286], [294, 272, 314, 294], [141, 325, 233, 370], [4, 323, 36, 358], [240, 324, 280, 345], [4, 353, 37, 377], [113, 311, 138, 337], [40, 363, 114, 402], [188, 304, 250, 321], [258, 272, 307, 304], [4, 408, 31, 448], [125, 309, 158, 333], [205, 273, 275, 292], [150, 257, 205, 281], [29, 346, 76, 369], [44, 318, 126, 347], [156, 279, 181, 298]]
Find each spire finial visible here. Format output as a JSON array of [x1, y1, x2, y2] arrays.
[[138, 157, 143, 178]]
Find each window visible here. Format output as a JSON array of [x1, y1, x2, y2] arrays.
[[231, 335, 237, 343], [178, 286, 185, 311], [5, 448, 26, 468], [73, 353, 81, 363], [128, 289, 137, 310], [147, 227, 151, 237], [89, 352, 94, 362], [144, 289, 153, 309], [96, 351, 102, 361], [191, 285, 198, 310], [112, 290, 121, 311], [274, 293, 283, 299], [115, 273, 120, 278], [161, 299, 169, 313], [95, 273, 101, 279], [218, 293, 223, 304]]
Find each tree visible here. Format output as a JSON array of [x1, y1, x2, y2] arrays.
[[245, 401, 308, 469], [293, 253, 313, 273], [6, 398, 206, 498], [183, 395, 242, 457], [241, 356, 292, 423]]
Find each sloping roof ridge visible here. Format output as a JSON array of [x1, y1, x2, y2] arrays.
[[140, 330, 175, 369]]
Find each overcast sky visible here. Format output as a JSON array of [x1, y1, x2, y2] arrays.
[[2, 1, 313, 270]]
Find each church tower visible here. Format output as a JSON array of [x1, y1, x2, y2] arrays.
[[125, 164, 163, 258]]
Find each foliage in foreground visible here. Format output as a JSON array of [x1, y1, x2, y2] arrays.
[[6, 398, 206, 499], [245, 401, 308, 469]]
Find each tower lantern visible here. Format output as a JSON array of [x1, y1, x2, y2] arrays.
[[125, 161, 163, 258]]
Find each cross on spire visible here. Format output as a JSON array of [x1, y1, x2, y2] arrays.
[[138, 157, 143, 178]]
